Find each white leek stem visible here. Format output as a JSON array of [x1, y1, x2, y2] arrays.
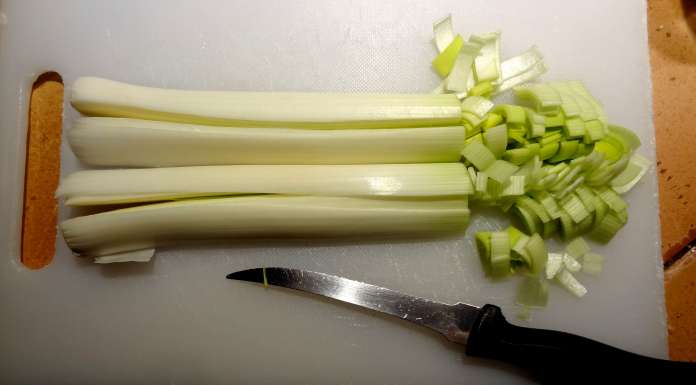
[[71, 77, 464, 129]]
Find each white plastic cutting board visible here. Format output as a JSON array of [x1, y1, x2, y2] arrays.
[[0, 1, 665, 384]]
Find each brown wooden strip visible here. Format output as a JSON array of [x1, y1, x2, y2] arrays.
[[21, 72, 64, 269]]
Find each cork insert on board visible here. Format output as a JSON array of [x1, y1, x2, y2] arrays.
[[21, 72, 64, 269]]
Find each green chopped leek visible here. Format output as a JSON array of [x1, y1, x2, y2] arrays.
[[589, 212, 624, 243], [483, 112, 503, 129], [475, 171, 489, 193], [582, 252, 604, 275], [539, 142, 560, 161], [486, 160, 520, 183], [494, 104, 526, 125], [548, 140, 579, 163], [533, 191, 562, 219], [560, 193, 590, 223], [516, 277, 548, 308], [461, 96, 495, 118], [563, 118, 585, 138], [432, 35, 465, 77], [490, 231, 511, 278], [504, 148, 533, 165], [501, 176, 526, 196], [544, 114, 565, 128], [469, 81, 495, 97], [513, 205, 541, 235], [556, 269, 587, 298], [565, 236, 590, 258], [610, 154, 651, 194], [483, 124, 508, 158], [608, 124, 641, 151], [596, 187, 628, 212], [524, 233, 547, 275], [461, 141, 496, 170], [475, 232, 492, 276], [516, 196, 551, 223], [583, 120, 606, 143], [514, 84, 562, 115]]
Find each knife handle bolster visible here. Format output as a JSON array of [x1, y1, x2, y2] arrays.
[[465, 304, 696, 383]]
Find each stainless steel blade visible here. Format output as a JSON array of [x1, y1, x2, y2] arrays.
[[227, 267, 480, 345]]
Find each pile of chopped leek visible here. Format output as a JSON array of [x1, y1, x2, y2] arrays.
[[59, 11, 650, 296]]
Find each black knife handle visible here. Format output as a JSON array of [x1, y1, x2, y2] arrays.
[[465, 304, 696, 384]]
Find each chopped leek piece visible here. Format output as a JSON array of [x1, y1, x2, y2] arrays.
[[476, 232, 493, 276], [542, 219, 558, 239], [70, 118, 467, 167], [593, 195, 609, 227], [540, 131, 563, 146], [516, 277, 548, 308], [432, 35, 465, 77], [61, 195, 471, 257], [583, 120, 606, 143], [501, 176, 526, 197], [596, 187, 628, 212], [582, 252, 604, 275], [461, 141, 496, 170], [539, 143, 560, 161], [494, 104, 526, 125], [470, 32, 501, 83], [486, 160, 520, 183], [544, 114, 565, 128], [496, 60, 548, 94], [608, 124, 641, 151], [563, 118, 585, 138], [563, 253, 582, 273], [546, 252, 564, 279], [593, 140, 623, 162], [58, 163, 475, 206], [534, 191, 562, 219], [504, 148, 533, 165], [514, 83, 562, 115], [461, 96, 495, 119], [475, 171, 489, 193], [433, 15, 455, 52], [469, 81, 494, 97], [467, 166, 478, 186], [486, 179, 503, 199], [93, 249, 155, 264], [446, 43, 483, 92], [589, 212, 624, 243], [516, 196, 551, 223], [72, 78, 463, 129], [483, 112, 503, 129], [558, 211, 576, 241], [513, 205, 541, 235], [548, 141, 579, 163], [490, 231, 511, 278], [500, 46, 544, 81], [524, 233, 547, 275], [566, 237, 590, 258], [462, 111, 484, 128], [556, 269, 587, 298], [483, 124, 508, 158], [560, 193, 590, 223], [611, 154, 651, 194]]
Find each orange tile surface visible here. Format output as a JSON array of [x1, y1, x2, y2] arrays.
[[648, 0, 696, 361], [648, 0, 696, 262]]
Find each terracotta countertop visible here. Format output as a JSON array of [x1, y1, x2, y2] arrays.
[[648, 0, 696, 361]]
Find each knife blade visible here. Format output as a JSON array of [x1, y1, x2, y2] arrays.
[[227, 267, 696, 383]]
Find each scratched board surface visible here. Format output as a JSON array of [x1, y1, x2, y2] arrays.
[[0, 1, 664, 384]]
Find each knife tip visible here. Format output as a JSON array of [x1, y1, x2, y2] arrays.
[[226, 268, 264, 283]]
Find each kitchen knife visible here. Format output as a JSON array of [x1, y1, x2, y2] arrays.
[[227, 267, 695, 383]]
